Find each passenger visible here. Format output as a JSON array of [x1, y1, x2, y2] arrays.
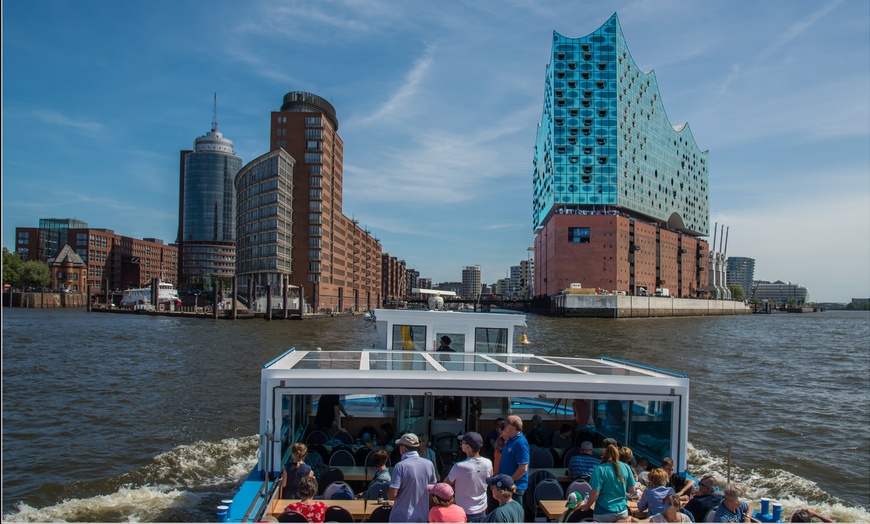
[[648, 493, 692, 522], [387, 433, 437, 522], [714, 483, 753, 523], [560, 491, 590, 523], [427, 483, 467, 523], [486, 418, 505, 459], [280, 443, 314, 499], [492, 419, 507, 474], [637, 468, 676, 516], [553, 423, 574, 448], [527, 414, 551, 448], [661, 457, 696, 497], [380, 422, 395, 447], [633, 457, 651, 486], [447, 432, 493, 522], [602, 437, 618, 450], [418, 434, 437, 463], [484, 474, 524, 523], [498, 415, 530, 503], [619, 446, 641, 492], [368, 449, 392, 483], [567, 441, 599, 482], [437, 335, 456, 352], [579, 444, 634, 522], [572, 399, 595, 432], [790, 508, 834, 522], [684, 475, 722, 523], [313, 394, 353, 436], [282, 476, 327, 523]]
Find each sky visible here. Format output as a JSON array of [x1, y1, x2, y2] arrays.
[[2, 0, 868, 303]]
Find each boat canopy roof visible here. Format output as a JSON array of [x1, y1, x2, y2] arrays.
[[265, 349, 686, 385]]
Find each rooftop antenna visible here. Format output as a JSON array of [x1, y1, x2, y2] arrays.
[[211, 93, 218, 132]]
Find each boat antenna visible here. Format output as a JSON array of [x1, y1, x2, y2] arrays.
[[212, 92, 218, 132]]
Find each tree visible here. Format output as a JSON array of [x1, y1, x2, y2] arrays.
[[20, 260, 51, 289], [728, 284, 746, 302], [3, 248, 23, 286]]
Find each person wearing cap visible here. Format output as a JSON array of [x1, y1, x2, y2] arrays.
[[559, 491, 591, 523], [568, 441, 600, 482], [485, 474, 524, 522], [387, 433, 437, 522], [447, 432, 493, 522], [527, 414, 551, 448], [427, 483, 467, 523], [684, 475, 722, 523], [498, 415, 530, 502], [437, 335, 456, 352]]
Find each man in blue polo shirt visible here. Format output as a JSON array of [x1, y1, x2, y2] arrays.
[[387, 433, 437, 522], [498, 415, 530, 502]]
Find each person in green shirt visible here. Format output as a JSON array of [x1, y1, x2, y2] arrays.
[[579, 444, 634, 522], [485, 474, 524, 523]]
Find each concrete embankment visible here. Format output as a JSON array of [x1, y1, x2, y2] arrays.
[[551, 294, 750, 318], [3, 292, 89, 308]]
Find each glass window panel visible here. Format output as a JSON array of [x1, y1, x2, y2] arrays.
[[628, 400, 673, 464], [475, 328, 508, 353], [391, 324, 426, 351]]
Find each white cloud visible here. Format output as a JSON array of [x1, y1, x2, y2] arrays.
[[30, 109, 103, 133]]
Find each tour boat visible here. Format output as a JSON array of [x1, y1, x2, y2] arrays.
[[224, 297, 691, 522], [119, 281, 181, 309]]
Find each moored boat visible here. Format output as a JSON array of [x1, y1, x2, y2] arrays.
[[119, 281, 181, 310]]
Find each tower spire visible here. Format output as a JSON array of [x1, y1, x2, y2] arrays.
[[212, 92, 218, 132]]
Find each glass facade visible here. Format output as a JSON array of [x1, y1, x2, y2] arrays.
[[181, 125, 242, 285], [235, 149, 295, 275], [533, 14, 709, 236]]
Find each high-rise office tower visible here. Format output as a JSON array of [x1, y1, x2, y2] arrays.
[[270, 91, 382, 311], [726, 257, 756, 297], [462, 265, 482, 300], [178, 97, 242, 292], [532, 14, 710, 297]]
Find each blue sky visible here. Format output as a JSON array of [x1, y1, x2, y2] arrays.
[[3, 0, 868, 302]]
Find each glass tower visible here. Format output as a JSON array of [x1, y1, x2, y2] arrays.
[[532, 13, 709, 236], [179, 100, 243, 291]]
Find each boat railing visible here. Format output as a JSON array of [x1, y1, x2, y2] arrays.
[[264, 347, 297, 369], [600, 356, 688, 378]]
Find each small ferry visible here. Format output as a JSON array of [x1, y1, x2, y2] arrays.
[[225, 295, 690, 522], [119, 281, 181, 309]]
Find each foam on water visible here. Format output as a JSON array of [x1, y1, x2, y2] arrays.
[[3, 436, 868, 522], [687, 444, 870, 522], [2, 436, 259, 523]]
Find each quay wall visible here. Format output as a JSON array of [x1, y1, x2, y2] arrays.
[[3, 292, 88, 308], [552, 295, 750, 318]]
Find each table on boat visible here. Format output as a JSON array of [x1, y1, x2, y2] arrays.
[[338, 466, 393, 482], [538, 499, 640, 521], [271, 499, 372, 520]]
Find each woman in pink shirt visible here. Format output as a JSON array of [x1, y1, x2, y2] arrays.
[[427, 483, 467, 522]]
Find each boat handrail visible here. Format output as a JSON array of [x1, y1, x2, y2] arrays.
[[264, 347, 297, 369], [600, 356, 688, 378]]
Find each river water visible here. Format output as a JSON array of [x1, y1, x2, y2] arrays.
[[2, 308, 868, 522]]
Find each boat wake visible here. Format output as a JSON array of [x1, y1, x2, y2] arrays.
[[687, 444, 869, 521], [3, 436, 259, 523], [3, 438, 867, 522]]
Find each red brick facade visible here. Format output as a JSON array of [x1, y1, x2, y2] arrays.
[[534, 213, 708, 297]]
